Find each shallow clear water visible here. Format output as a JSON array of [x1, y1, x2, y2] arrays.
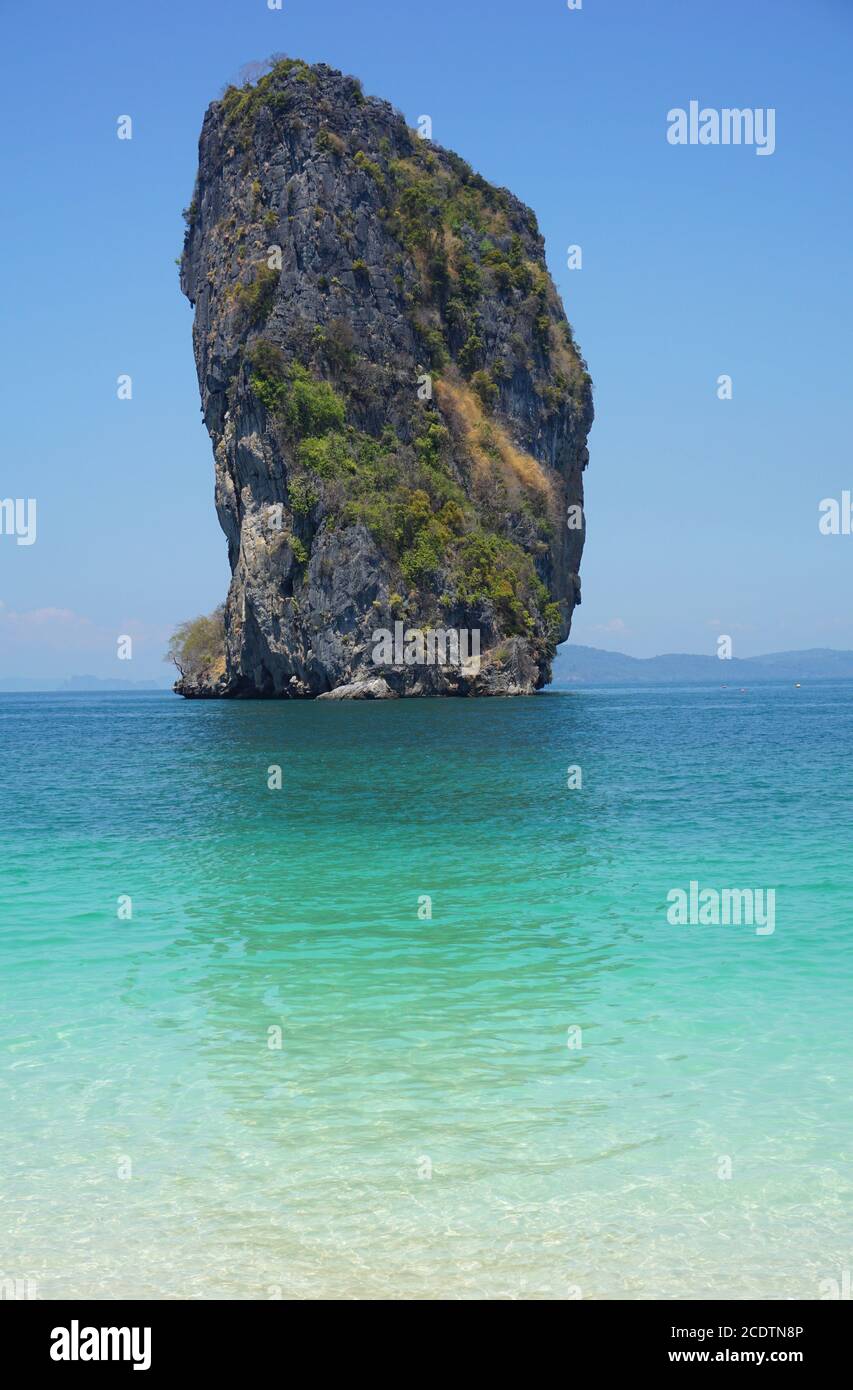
[[1, 685, 851, 1299]]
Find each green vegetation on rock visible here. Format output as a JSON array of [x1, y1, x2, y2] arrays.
[[243, 330, 561, 641], [248, 341, 345, 434], [234, 264, 280, 327], [165, 605, 226, 681]]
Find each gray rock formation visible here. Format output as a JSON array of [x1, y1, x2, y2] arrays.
[[317, 677, 397, 700], [178, 57, 593, 698]]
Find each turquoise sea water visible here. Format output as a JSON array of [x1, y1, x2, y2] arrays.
[[1, 685, 851, 1300]]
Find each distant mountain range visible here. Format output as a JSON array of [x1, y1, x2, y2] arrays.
[[2, 652, 851, 693], [550, 646, 853, 686], [0, 675, 168, 692]]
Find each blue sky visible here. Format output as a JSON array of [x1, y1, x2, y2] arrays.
[[1, 0, 850, 681]]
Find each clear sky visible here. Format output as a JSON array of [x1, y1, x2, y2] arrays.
[[1, 0, 851, 682]]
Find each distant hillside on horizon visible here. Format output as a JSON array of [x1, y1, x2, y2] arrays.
[[0, 676, 168, 693], [550, 646, 853, 686]]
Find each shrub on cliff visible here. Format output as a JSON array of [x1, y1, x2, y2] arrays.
[[451, 533, 549, 637], [284, 364, 345, 435], [247, 339, 288, 412], [247, 341, 345, 436], [221, 58, 315, 143], [234, 265, 280, 327], [165, 605, 226, 681], [470, 370, 499, 412]]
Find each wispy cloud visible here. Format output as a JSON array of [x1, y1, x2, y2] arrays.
[[589, 617, 627, 634], [0, 602, 169, 676]]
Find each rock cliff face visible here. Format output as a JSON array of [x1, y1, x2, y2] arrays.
[[179, 57, 593, 698]]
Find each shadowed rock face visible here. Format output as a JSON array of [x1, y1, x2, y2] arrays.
[[179, 57, 593, 698]]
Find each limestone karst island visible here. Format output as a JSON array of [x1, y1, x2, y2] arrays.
[[173, 57, 592, 699]]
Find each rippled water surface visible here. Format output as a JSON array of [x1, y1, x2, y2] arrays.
[[1, 686, 851, 1299]]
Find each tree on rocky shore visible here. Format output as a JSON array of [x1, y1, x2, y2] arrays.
[[165, 605, 226, 681]]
